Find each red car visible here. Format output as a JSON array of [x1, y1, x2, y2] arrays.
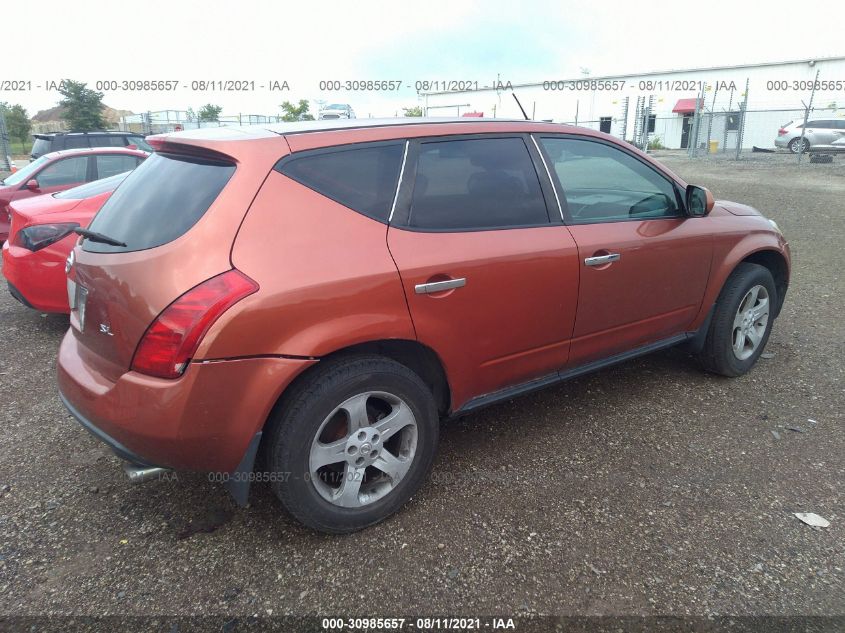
[[3, 172, 130, 313], [58, 119, 790, 533], [0, 147, 148, 243]]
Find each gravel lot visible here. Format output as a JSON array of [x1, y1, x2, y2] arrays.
[[0, 155, 843, 623]]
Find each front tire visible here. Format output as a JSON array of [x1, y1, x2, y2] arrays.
[[264, 355, 439, 534], [698, 263, 777, 377]]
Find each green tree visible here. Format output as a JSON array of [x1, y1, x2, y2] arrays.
[[402, 106, 423, 117], [58, 80, 106, 130], [5, 105, 31, 148], [280, 100, 314, 122], [198, 104, 223, 122]]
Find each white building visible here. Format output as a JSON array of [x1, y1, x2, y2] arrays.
[[422, 56, 845, 150]]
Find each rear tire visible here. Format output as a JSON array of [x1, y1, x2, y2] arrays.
[[788, 137, 809, 154], [264, 355, 439, 534], [698, 263, 777, 377]]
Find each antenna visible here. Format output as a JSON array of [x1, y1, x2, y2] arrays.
[[512, 93, 529, 120]]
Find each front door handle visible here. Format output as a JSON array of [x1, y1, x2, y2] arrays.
[[415, 278, 466, 294], [584, 253, 621, 266]]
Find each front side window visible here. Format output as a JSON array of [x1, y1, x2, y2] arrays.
[[35, 156, 89, 188], [540, 137, 681, 223], [276, 142, 404, 222], [1, 155, 49, 186], [408, 137, 548, 230]]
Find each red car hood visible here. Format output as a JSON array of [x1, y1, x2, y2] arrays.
[[716, 200, 763, 217]]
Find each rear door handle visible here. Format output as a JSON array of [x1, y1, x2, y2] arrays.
[[415, 278, 466, 294], [584, 253, 621, 266]]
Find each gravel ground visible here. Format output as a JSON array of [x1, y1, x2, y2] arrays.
[[0, 157, 843, 623]]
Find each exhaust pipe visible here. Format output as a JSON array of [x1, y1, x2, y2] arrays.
[[123, 463, 170, 484]]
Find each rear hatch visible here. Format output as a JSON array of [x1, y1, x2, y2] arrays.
[[67, 135, 283, 381]]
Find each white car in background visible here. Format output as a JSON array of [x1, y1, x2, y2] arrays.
[[318, 104, 356, 120], [775, 118, 845, 153]]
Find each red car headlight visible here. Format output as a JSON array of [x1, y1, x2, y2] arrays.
[[15, 223, 80, 252]]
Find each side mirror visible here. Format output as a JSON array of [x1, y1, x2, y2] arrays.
[[26, 179, 40, 191], [126, 144, 138, 150], [685, 185, 714, 217]]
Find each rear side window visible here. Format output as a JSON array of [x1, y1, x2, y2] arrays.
[[96, 154, 141, 178], [63, 136, 89, 149], [84, 152, 235, 253], [276, 142, 404, 222], [408, 137, 548, 230]]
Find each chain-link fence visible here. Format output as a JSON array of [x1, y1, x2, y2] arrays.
[[550, 71, 843, 162], [118, 111, 284, 135], [563, 106, 843, 161]]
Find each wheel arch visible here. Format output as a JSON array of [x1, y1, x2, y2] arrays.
[[738, 249, 789, 317], [266, 338, 453, 423]]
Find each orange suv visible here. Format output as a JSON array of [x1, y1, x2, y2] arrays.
[[58, 119, 790, 533]]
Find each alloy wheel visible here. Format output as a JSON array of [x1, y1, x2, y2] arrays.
[[732, 284, 770, 360], [309, 391, 418, 508]]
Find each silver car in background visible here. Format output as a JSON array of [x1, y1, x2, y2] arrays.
[[776, 118, 845, 153], [318, 104, 356, 120]]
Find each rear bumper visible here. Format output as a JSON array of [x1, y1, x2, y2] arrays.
[[57, 330, 316, 473], [60, 390, 162, 467], [774, 136, 791, 149], [2, 240, 71, 313]]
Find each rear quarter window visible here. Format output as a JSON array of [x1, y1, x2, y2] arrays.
[[275, 142, 404, 222], [31, 138, 53, 157], [83, 152, 235, 253]]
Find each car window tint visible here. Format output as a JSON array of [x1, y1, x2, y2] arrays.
[[85, 152, 235, 253], [408, 137, 548, 230], [36, 156, 89, 187], [106, 136, 127, 146], [127, 136, 153, 151], [63, 136, 89, 149], [276, 142, 404, 222], [540, 137, 680, 223], [31, 138, 52, 157], [97, 154, 141, 178]]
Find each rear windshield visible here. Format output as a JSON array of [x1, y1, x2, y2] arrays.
[[127, 136, 153, 152], [31, 138, 53, 157], [83, 152, 235, 253], [55, 171, 129, 200]]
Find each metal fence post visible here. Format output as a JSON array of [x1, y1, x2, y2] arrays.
[[0, 109, 12, 172], [735, 79, 749, 160], [797, 69, 820, 165], [689, 90, 703, 158], [705, 83, 718, 154], [620, 97, 629, 142], [721, 86, 734, 153]]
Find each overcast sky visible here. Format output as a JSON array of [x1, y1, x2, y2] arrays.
[[3, 0, 843, 118]]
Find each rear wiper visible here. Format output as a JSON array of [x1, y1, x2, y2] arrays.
[[74, 228, 127, 247]]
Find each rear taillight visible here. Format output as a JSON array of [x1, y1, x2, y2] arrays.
[[778, 128, 788, 136], [15, 222, 80, 251], [131, 270, 258, 379]]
